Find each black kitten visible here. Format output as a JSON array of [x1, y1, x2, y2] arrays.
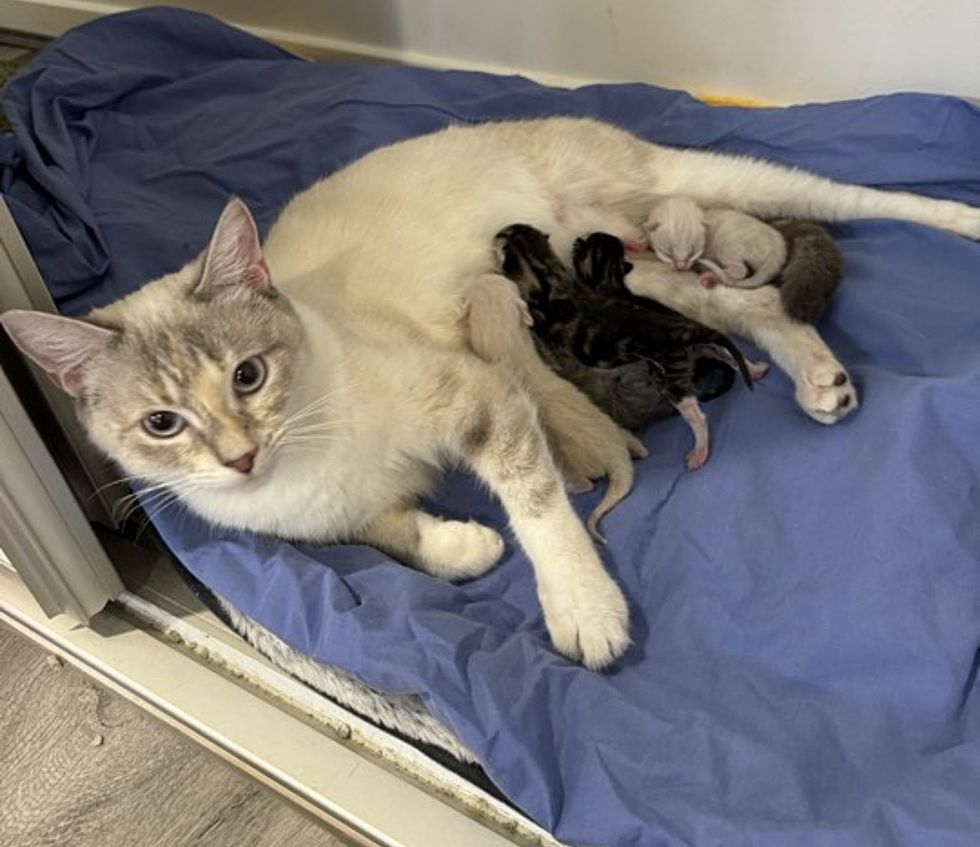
[[496, 225, 764, 469]]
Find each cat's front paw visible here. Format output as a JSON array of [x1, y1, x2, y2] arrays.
[[418, 520, 505, 581], [795, 358, 858, 424], [540, 567, 631, 670]]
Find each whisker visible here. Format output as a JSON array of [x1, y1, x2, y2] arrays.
[[283, 421, 353, 437], [277, 434, 344, 447], [119, 474, 224, 525], [277, 387, 348, 429]]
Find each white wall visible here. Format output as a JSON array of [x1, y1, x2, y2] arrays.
[[3, 0, 979, 103]]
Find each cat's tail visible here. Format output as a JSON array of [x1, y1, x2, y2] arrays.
[[770, 220, 843, 323], [586, 429, 644, 544]]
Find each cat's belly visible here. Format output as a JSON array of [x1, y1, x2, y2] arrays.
[[264, 119, 645, 349]]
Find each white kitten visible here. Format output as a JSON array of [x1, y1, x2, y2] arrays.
[[698, 209, 788, 289], [643, 196, 707, 270]]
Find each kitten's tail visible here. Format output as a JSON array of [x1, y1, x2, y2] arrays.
[[691, 336, 754, 391], [586, 430, 644, 543], [770, 220, 843, 323]]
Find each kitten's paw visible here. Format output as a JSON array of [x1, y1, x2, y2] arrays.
[[623, 237, 652, 254], [565, 477, 595, 494], [540, 567, 631, 670], [419, 520, 505, 581], [685, 446, 709, 470], [622, 430, 649, 460], [748, 360, 771, 381], [795, 357, 858, 424], [621, 225, 652, 255]]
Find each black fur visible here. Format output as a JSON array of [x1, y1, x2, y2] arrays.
[[495, 224, 752, 429]]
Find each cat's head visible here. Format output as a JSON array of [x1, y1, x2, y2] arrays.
[[644, 196, 707, 270], [1, 198, 312, 496]]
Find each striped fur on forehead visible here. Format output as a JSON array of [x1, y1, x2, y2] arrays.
[[75, 260, 307, 483], [88, 267, 302, 393]]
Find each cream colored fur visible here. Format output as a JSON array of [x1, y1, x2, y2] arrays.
[[700, 208, 788, 287]]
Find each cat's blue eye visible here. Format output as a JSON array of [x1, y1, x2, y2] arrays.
[[232, 356, 266, 394], [142, 411, 185, 438]]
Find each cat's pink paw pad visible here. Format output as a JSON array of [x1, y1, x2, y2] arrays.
[[699, 272, 719, 289]]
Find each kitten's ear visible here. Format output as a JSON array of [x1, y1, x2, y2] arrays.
[[195, 197, 271, 299], [1, 310, 117, 397]]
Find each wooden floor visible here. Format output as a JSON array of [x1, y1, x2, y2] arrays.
[[0, 622, 356, 847]]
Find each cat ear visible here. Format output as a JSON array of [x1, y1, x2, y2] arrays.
[[1, 310, 117, 397], [195, 197, 271, 299]]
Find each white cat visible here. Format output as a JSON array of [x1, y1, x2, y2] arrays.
[[5, 117, 980, 670]]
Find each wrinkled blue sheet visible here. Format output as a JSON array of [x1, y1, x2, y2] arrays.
[[3, 9, 979, 846]]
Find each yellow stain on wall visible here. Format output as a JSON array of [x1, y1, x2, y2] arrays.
[[696, 93, 770, 108]]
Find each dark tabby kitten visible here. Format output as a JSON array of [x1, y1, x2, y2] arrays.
[[495, 225, 763, 472], [533, 347, 675, 432]]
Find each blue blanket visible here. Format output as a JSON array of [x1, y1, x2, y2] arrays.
[[3, 9, 979, 846]]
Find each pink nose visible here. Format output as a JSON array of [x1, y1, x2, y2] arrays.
[[224, 448, 257, 475], [674, 259, 688, 271]]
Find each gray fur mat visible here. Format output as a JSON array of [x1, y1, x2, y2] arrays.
[[214, 594, 477, 764]]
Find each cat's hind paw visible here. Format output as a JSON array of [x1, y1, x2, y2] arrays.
[[795, 362, 858, 424], [419, 520, 505, 581]]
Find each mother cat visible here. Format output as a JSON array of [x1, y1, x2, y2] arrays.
[[4, 117, 979, 670]]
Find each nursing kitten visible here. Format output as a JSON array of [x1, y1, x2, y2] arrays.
[[495, 225, 757, 480], [460, 284, 673, 432], [4, 116, 974, 668], [644, 201, 841, 321], [769, 220, 843, 323], [643, 196, 706, 270], [460, 271, 647, 540], [698, 209, 788, 288]]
